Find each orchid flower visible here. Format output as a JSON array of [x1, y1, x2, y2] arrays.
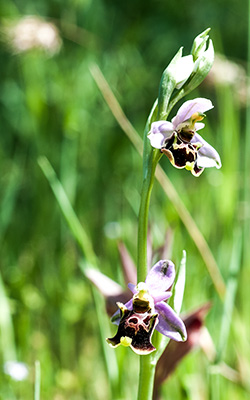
[[107, 260, 187, 355], [148, 98, 221, 176]]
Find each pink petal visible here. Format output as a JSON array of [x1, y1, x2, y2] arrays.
[[148, 132, 166, 149], [128, 283, 137, 294], [155, 302, 187, 341], [146, 260, 175, 297], [172, 98, 213, 128], [195, 122, 205, 131], [192, 133, 222, 169], [153, 291, 172, 303], [151, 121, 173, 134], [148, 121, 174, 149]]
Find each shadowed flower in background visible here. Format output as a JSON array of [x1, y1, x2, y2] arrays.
[[148, 98, 221, 176], [206, 54, 247, 105], [153, 303, 213, 400], [107, 259, 187, 354], [2, 16, 62, 55]]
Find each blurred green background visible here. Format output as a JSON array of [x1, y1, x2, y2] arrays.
[[0, 0, 250, 399]]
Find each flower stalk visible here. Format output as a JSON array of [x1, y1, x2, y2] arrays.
[[138, 355, 157, 400], [137, 146, 161, 282], [136, 119, 165, 399]]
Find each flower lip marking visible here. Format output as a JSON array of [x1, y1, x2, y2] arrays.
[[107, 304, 158, 355]]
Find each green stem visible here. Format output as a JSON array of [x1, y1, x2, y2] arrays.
[[137, 144, 162, 400], [244, 0, 250, 264], [136, 100, 161, 283], [34, 361, 41, 400], [137, 355, 157, 400], [136, 101, 162, 400], [137, 148, 161, 282]]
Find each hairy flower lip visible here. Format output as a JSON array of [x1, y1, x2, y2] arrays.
[[107, 304, 158, 355]]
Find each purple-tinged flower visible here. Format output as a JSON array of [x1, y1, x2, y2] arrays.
[[107, 260, 187, 355], [148, 98, 221, 176]]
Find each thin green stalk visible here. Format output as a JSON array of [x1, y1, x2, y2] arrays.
[[137, 113, 162, 400], [38, 156, 97, 267], [0, 164, 21, 240], [34, 361, 41, 400], [136, 85, 188, 400], [91, 284, 119, 397], [138, 355, 157, 400], [243, 0, 250, 265], [216, 229, 242, 363], [136, 129, 161, 400], [0, 272, 17, 362], [137, 148, 160, 282], [137, 96, 160, 282]]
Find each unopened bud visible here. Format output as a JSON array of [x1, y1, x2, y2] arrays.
[[158, 48, 194, 119], [191, 28, 211, 61]]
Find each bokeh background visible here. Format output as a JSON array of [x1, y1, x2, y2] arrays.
[[0, 0, 250, 399]]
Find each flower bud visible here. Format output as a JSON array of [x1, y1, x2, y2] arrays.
[[191, 28, 211, 62], [185, 28, 214, 91], [158, 48, 194, 119], [167, 33, 214, 113], [169, 54, 194, 89], [187, 39, 214, 89]]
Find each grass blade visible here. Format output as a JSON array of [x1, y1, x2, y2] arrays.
[[173, 250, 186, 315], [38, 157, 119, 396], [0, 165, 21, 239], [38, 156, 97, 268], [216, 229, 242, 362], [0, 272, 17, 362]]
